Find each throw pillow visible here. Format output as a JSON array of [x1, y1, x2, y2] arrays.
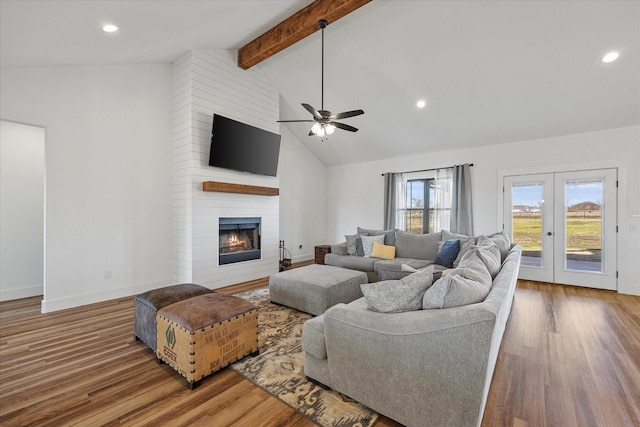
[[453, 239, 474, 267], [434, 240, 461, 268], [345, 234, 358, 256], [423, 252, 492, 309], [371, 242, 396, 260], [361, 234, 385, 257], [462, 236, 502, 278], [361, 266, 435, 313], [488, 231, 511, 261], [357, 227, 396, 246], [394, 230, 443, 260]]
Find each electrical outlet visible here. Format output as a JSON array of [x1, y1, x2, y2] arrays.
[[104, 270, 113, 279]]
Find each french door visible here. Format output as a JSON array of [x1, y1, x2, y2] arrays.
[[504, 169, 617, 290]]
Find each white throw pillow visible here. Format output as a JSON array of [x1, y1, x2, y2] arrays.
[[361, 234, 385, 257]]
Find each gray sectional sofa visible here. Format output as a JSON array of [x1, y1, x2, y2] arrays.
[[302, 229, 522, 427], [325, 227, 479, 282]]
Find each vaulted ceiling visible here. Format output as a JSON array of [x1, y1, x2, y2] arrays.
[[1, 0, 638, 167]]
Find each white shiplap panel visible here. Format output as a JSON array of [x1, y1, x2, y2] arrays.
[[171, 49, 280, 287]]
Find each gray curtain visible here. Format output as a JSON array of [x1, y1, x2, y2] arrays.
[[383, 172, 404, 230], [450, 163, 473, 235]]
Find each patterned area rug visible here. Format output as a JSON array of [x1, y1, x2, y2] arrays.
[[231, 287, 379, 427]]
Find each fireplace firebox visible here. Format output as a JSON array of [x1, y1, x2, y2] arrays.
[[219, 217, 261, 265]]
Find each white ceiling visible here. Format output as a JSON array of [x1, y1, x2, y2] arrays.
[[1, 0, 638, 167]]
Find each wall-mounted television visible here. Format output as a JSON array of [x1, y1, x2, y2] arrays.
[[208, 114, 281, 177]]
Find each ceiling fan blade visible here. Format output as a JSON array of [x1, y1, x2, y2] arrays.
[[331, 122, 359, 132], [302, 103, 322, 120], [277, 119, 315, 123], [330, 109, 364, 120]]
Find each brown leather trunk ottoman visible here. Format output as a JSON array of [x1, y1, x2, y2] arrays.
[[156, 293, 259, 389], [134, 283, 213, 353]]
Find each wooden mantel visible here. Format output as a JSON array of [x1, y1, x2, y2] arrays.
[[202, 181, 279, 196]]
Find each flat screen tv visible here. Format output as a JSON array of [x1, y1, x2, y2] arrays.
[[208, 114, 281, 177]]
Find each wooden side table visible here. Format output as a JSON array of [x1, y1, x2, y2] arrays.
[[314, 245, 331, 265]]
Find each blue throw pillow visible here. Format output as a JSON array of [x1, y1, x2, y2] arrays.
[[434, 239, 460, 268]]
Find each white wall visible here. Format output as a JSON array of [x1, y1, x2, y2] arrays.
[[326, 126, 640, 295], [277, 125, 329, 263], [0, 120, 45, 300], [0, 64, 173, 312]]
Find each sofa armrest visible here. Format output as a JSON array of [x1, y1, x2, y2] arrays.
[[330, 242, 348, 255]]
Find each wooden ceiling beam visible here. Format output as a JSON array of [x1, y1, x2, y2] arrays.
[[237, 0, 371, 70]]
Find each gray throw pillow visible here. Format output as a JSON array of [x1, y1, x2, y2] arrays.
[[395, 230, 443, 260], [423, 251, 492, 309], [488, 231, 511, 261], [462, 236, 502, 278], [453, 239, 474, 267], [361, 266, 435, 313], [345, 234, 358, 256]]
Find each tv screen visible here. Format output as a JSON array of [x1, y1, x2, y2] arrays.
[[208, 114, 281, 177]]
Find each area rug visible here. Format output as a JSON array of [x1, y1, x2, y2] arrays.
[[231, 287, 379, 427]]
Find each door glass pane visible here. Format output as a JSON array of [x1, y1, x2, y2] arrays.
[[512, 183, 544, 267], [564, 179, 603, 272]]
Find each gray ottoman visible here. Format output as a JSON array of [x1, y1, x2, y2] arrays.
[[269, 264, 367, 315]]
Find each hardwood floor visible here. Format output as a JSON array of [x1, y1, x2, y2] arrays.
[[1, 279, 638, 426], [482, 280, 640, 427]]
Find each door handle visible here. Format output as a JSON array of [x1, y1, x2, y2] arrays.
[[547, 232, 553, 236]]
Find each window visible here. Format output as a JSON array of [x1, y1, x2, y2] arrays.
[[405, 179, 436, 234]]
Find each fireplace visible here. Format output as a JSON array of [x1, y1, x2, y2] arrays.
[[219, 217, 261, 265]]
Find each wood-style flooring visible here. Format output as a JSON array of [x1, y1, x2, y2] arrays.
[[1, 278, 638, 426]]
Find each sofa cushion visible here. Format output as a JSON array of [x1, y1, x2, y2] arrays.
[[371, 242, 396, 260], [434, 239, 460, 268], [373, 258, 433, 274], [324, 253, 378, 272], [423, 251, 492, 309], [357, 227, 397, 246], [395, 230, 442, 260], [442, 230, 474, 242], [361, 267, 435, 313], [361, 234, 385, 257]]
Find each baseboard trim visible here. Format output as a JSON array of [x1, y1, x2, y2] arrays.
[[40, 279, 173, 313], [0, 285, 43, 302]]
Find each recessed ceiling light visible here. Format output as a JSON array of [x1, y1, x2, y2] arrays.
[[416, 99, 426, 108], [601, 52, 619, 63], [103, 24, 118, 33]]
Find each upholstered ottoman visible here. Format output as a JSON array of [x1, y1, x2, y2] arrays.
[[156, 293, 259, 389], [269, 264, 368, 316], [134, 283, 213, 352]]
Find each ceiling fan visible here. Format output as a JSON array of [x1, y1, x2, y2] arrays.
[[277, 19, 364, 139]]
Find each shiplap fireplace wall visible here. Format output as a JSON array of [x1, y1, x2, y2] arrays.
[[171, 49, 280, 289]]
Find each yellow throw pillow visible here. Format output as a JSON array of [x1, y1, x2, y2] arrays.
[[371, 241, 396, 260]]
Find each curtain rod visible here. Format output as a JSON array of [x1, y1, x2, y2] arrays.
[[381, 163, 474, 176]]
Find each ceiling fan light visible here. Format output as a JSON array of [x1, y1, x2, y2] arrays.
[[311, 122, 322, 136], [325, 124, 336, 135]]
